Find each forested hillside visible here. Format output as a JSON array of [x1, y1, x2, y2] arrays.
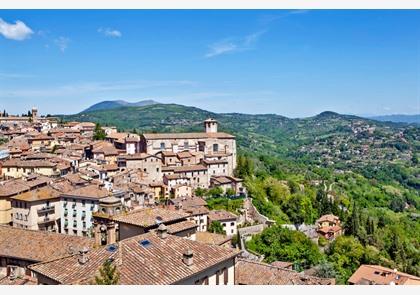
[[62, 103, 420, 283]]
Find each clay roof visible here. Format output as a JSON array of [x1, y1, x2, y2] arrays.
[[317, 225, 342, 234], [0, 225, 95, 263], [271, 261, 293, 268], [235, 259, 335, 285], [172, 165, 207, 173], [28, 231, 239, 285], [62, 185, 110, 200], [183, 207, 209, 216], [211, 175, 242, 185], [195, 232, 231, 246], [165, 220, 198, 234], [101, 164, 119, 171], [143, 132, 235, 140], [317, 214, 340, 224], [202, 159, 228, 165], [0, 176, 50, 197], [0, 275, 37, 285], [111, 207, 189, 228], [10, 187, 60, 202], [348, 265, 420, 285], [165, 173, 189, 180], [0, 181, 29, 197], [208, 210, 237, 222], [177, 151, 193, 159], [1, 159, 57, 168], [121, 153, 160, 160]]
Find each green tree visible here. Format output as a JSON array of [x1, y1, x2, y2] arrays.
[[93, 123, 106, 140], [95, 259, 120, 285], [208, 221, 225, 234], [195, 187, 207, 197], [346, 201, 360, 237], [327, 236, 365, 284], [247, 226, 322, 267], [314, 261, 337, 279]]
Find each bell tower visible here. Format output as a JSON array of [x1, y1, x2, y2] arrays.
[[204, 118, 218, 133]]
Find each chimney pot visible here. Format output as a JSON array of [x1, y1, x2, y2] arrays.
[[183, 249, 193, 266], [78, 247, 89, 265], [157, 223, 168, 239]]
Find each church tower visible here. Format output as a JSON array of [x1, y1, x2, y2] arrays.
[[204, 118, 218, 133]]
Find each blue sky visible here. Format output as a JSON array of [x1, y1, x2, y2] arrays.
[[0, 10, 419, 117]]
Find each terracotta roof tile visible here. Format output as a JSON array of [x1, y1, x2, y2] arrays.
[[29, 231, 239, 285], [348, 265, 420, 285], [111, 208, 189, 228], [0, 226, 95, 263], [235, 259, 335, 285]]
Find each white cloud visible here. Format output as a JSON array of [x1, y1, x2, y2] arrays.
[[54, 36, 70, 52], [0, 18, 33, 41], [205, 30, 266, 58], [98, 27, 122, 38], [258, 9, 310, 25]]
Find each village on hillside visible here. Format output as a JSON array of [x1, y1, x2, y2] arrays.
[[0, 108, 418, 286]]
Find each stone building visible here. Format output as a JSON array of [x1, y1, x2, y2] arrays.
[[10, 187, 61, 232], [140, 119, 237, 174]]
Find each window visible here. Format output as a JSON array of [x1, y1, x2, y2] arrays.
[[230, 222, 235, 226], [156, 167, 159, 172], [223, 268, 228, 285], [160, 142, 165, 150], [82, 200, 86, 207], [184, 141, 188, 149], [222, 223, 226, 227], [213, 143, 219, 152], [203, 277, 209, 285], [216, 271, 220, 285]]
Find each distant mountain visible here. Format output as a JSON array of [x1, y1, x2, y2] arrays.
[[61, 103, 417, 159], [367, 114, 420, 125], [81, 99, 158, 113]]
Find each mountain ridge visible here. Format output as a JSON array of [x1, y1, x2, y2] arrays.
[[81, 99, 158, 113]]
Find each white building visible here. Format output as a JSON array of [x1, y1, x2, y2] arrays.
[[60, 185, 129, 237], [208, 210, 238, 236]]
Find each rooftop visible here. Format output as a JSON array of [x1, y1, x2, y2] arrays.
[[62, 184, 110, 200], [235, 259, 335, 285], [111, 207, 189, 228], [348, 265, 420, 285], [195, 232, 231, 246], [0, 225, 95, 263], [29, 231, 239, 285], [208, 210, 238, 222], [10, 186, 60, 202]]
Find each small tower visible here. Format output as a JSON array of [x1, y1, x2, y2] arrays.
[[204, 118, 218, 133], [32, 107, 38, 121]]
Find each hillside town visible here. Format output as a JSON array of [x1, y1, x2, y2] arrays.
[[0, 108, 418, 286]]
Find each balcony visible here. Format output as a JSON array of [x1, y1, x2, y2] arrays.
[[38, 217, 54, 225], [37, 205, 55, 215]]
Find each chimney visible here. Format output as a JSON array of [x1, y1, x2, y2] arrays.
[[183, 249, 193, 266], [78, 247, 89, 265], [157, 223, 168, 239]]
